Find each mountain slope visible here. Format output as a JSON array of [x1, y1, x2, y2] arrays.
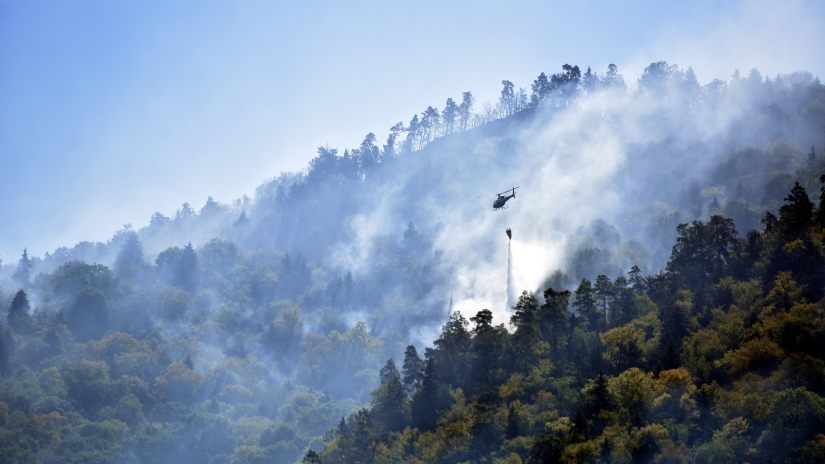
[[316, 179, 825, 463], [1, 62, 824, 463]]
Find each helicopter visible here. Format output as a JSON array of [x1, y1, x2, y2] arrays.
[[492, 187, 519, 210]]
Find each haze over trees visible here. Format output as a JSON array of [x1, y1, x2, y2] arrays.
[[316, 178, 825, 462], [1, 61, 824, 463]]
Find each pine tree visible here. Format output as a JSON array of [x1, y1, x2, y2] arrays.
[[574, 279, 599, 330], [539, 288, 571, 339], [113, 231, 145, 279], [778, 181, 814, 238], [8, 289, 32, 332], [628, 265, 646, 292], [510, 291, 540, 367], [13, 249, 32, 286], [442, 98, 458, 134], [470, 309, 508, 397], [530, 72, 551, 107], [499, 80, 516, 117], [583, 66, 599, 93], [594, 275, 614, 326], [402, 345, 425, 395], [431, 312, 471, 387], [371, 359, 407, 433], [411, 359, 451, 431], [458, 91, 474, 131]]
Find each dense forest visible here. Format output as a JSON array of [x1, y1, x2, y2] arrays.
[[314, 179, 825, 463], [1, 61, 824, 463]]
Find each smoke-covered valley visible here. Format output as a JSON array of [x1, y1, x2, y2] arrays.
[[2, 63, 824, 462]]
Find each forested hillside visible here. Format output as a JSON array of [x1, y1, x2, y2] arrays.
[[1, 62, 824, 463], [314, 178, 825, 463]]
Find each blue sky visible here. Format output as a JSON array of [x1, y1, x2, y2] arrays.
[[1, 0, 824, 262]]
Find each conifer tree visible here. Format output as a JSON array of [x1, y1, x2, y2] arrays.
[[778, 181, 814, 238], [458, 91, 474, 131], [8, 289, 32, 332], [574, 279, 599, 330], [113, 231, 145, 279], [402, 345, 425, 395], [371, 360, 407, 433], [13, 249, 32, 286]]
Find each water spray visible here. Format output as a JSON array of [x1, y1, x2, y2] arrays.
[[505, 228, 515, 312]]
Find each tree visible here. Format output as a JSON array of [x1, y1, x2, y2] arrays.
[[763, 182, 825, 301], [767, 388, 825, 459], [508, 291, 544, 374], [175, 202, 195, 221], [198, 238, 240, 273], [657, 290, 692, 369], [402, 345, 425, 395], [470, 309, 508, 396], [765, 271, 804, 313], [666, 216, 739, 308], [499, 80, 516, 117], [511, 290, 539, 329], [611, 276, 635, 326], [778, 181, 814, 238], [594, 275, 614, 326], [516, 87, 529, 112], [13, 249, 32, 286], [530, 72, 551, 107], [383, 121, 404, 158], [307, 146, 339, 184], [402, 114, 420, 153], [332, 408, 376, 463], [555, 64, 581, 105], [50, 261, 116, 300], [156, 243, 198, 292], [628, 265, 646, 293], [64, 288, 111, 342], [199, 195, 222, 217], [8, 289, 32, 332], [583, 66, 599, 94], [180, 242, 198, 291], [149, 211, 171, 228], [358, 132, 380, 175], [574, 279, 600, 330], [603, 63, 625, 89], [608, 367, 657, 425], [639, 61, 677, 94], [601, 322, 646, 373], [529, 418, 573, 464], [265, 306, 304, 363], [113, 231, 146, 279], [420, 106, 440, 143], [431, 311, 472, 387], [63, 359, 112, 413], [538, 287, 571, 339], [371, 359, 407, 433], [459, 91, 474, 131], [581, 373, 612, 435], [442, 98, 459, 134], [410, 359, 451, 431]]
